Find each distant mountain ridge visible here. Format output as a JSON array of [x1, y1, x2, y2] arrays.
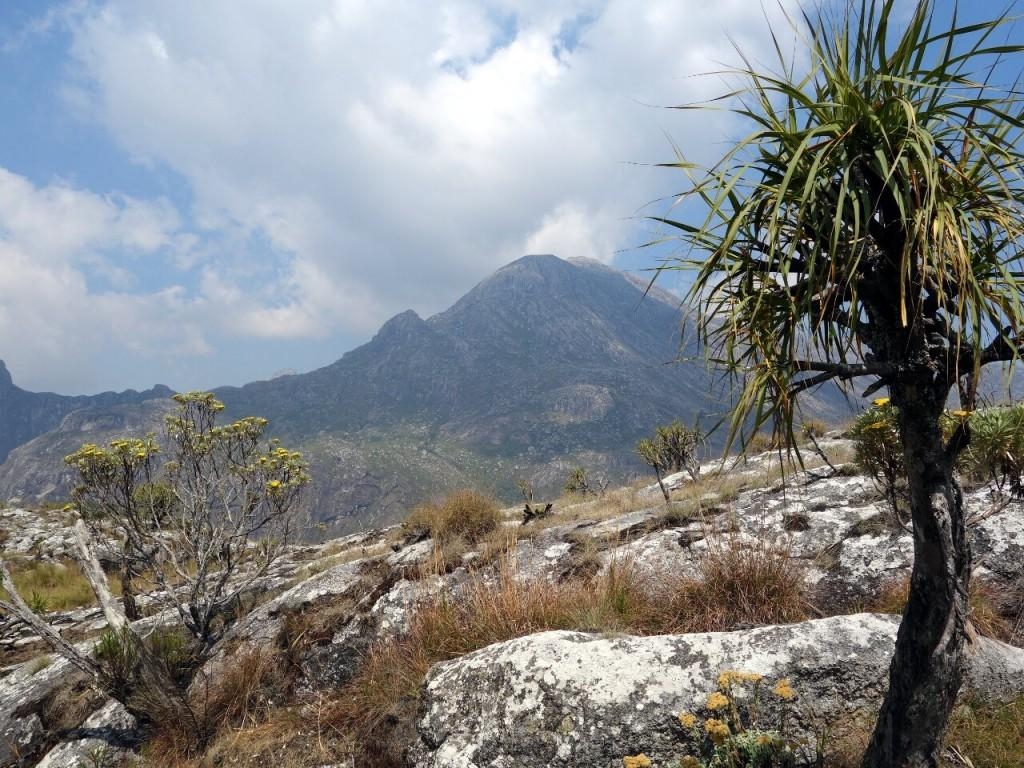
[[0, 255, 850, 535], [0, 361, 172, 464]]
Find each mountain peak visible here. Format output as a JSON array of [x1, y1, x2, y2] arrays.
[[372, 309, 429, 343], [0, 360, 11, 390]]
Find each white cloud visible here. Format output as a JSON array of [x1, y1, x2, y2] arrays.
[[0, 167, 179, 264], [60, 0, 797, 328], [0, 167, 218, 390], [4, 0, 803, 391]]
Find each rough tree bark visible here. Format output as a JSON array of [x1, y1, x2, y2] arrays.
[[862, 377, 972, 767]]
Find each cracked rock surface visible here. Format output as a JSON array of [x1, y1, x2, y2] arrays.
[[410, 616, 1024, 767]]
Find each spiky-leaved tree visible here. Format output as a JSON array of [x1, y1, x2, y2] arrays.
[[653, 2, 1024, 765]]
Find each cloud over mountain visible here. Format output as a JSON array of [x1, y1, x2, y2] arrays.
[[1, 0, 797, 392]]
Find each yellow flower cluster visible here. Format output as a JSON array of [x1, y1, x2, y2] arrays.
[[705, 691, 729, 711], [678, 712, 698, 729], [772, 678, 795, 701], [717, 670, 763, 688], [622, 754, 652, 768], [704, 718, 730, 745], [873, 397, 890, 407]]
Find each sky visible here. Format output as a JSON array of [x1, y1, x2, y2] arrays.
[[0, 0, 1017, 395]]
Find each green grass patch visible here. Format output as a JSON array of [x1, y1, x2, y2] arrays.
[[1, 559, 97, 611]]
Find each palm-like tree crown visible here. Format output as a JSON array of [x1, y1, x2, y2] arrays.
[[657, 0, 1024, 445]]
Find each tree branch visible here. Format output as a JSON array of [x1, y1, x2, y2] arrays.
[[0, 558, 104, 679], [791, 360, 896, 378]]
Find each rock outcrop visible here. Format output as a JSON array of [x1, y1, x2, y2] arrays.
[[2, 444, 1023, 766], [410, 617, 1024, 767]]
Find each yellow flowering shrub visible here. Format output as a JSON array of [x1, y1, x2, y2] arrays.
[[706, 692, 730, 711], [772, 678, 795, 701], [674, 671, 798, 768], [849, 401, 906, 524]]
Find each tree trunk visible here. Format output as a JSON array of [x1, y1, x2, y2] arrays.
[[120, 556, 141, 622], [862, 383, 971, 768], [654, 466, 670, 502]]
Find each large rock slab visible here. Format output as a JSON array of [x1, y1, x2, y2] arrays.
[[410, 615, 1024, 768]]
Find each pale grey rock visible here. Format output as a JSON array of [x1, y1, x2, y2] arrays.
[[369, 577, 446, 640], [507, 533, 576, 583], [0, 713, 43, 767], [198, 559, 370, 685], [411, 615, 1024, 768], [0, 508, 78, 561], [388, 540, 435, 570], [585, 507, 660, 541], [35, 700, 139, 768], [0, 656, 79, 767]]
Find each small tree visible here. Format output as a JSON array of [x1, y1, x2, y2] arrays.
[[638, 422, 704, 501], [1, 392, 309, 753], [849, 399, 907, 528], [651, 2, 1024, 764], [564, 466, 591, 496], [65, 392, 309, 648]]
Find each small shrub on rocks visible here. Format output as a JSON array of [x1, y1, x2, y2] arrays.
[[403, 489, 501, 546], [960, 403, 1024, 497], [848, 399, 907, 526], [674, 671, 800, 768]]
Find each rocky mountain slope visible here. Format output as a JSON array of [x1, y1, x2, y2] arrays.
[[0, 255, 853, 535], [2, 439, 1023, 766], [0, 362, 171, 466]]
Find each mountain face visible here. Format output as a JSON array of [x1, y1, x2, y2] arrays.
[[0, 361, 172, 464], [0, 255, 849, 535]]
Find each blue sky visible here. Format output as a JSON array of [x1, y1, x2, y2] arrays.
[[0, 1, 1019, 395]]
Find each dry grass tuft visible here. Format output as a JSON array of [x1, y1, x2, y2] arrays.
[[866, 575, 1017, 644], [142, 646, 295, 764], [946, 697, 1024, 768], [666, 538, 810, 631], [819, 697, 1024, 768], [200, 705, 350, 768], [404, 489, 502, 546]]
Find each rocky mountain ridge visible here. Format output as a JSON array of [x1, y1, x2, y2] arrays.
[[0, 255, 853, 536], [0, 362, 171, 466]]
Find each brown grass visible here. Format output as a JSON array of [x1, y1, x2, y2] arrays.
[[674, 538, 810, 631], [141, 645, 296, 764], [865, 575, 1017, 644], [404, 489, 502, 546], [329, 539, 808, 764], [821, 697, 1024, 768], [946, 697, 1024, 768], [200, 705, 350, 768]]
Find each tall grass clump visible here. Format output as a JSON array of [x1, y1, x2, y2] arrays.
[[656, 538, 809, 634], [403, 489, 501, 546]]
